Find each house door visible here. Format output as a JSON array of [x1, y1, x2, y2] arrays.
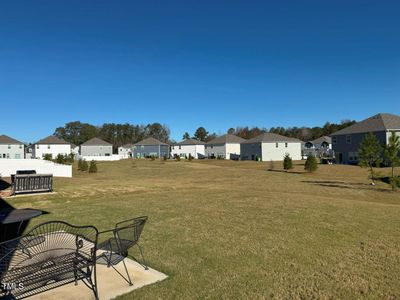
[[337, 153, 343, 164]]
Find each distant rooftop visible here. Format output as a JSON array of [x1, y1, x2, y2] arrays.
[[331, 113, 400, 136], [81, 137, 112, 146], [35, 135, 70, 145], [176, 138, 205, 146], [0, 134, 24, 145], [242, 133, 302, 144], [206, 134, 246, 145], [311, 136, 332, 144], [134, 137, 168, 146]]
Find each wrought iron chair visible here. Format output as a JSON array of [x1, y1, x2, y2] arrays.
[[97, 216, 148, 286], [0, 220, 98, 299]]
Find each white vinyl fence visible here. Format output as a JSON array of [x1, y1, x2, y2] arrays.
[[0, 159, 72, 178], [75, 154, 123, 161]]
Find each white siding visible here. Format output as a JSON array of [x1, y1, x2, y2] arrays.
[[261, 142, 302, 161], [0, 144, 24, 159], [0, 159, 72, 177], [225, 143, 241, 160], [170, 145, 205, 159], [33, 144, 71, 159]]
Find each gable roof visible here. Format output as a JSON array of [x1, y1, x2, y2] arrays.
[[120, 143, 133, 148], [176, 138, 205, 146], [311, 136, 332, 144], [331, 113, 400, 136], [134, 137, 168, 146], [81, 137, 112, 146], [35, 135, 70, 145], [242, 133, 302, 144], [0, 134, 24, 145], [206, 134, 246, 145]]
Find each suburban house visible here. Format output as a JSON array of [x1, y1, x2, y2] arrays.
[[132, 137, 169, 158], [241, 133, 302, 161], [0, 135, 25, 159], [331, 113, 400, 164], [205, 134, 245, 160], [32, 135, 71, 159], [80, 137, 113, 156], [303, 136, 332, 157], [170, 139, 205, 159], [118, 144, 132, 158]]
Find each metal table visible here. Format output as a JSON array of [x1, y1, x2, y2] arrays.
[[0, 209, 42, 240]]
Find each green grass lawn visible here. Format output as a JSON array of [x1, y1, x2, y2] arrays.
[[5, 159, 400, 299]]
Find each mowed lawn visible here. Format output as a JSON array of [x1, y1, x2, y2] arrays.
[[5, 159, 400, 299]]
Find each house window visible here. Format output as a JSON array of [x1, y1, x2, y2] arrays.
[[285, 143, 288, 148], [8, 144, 11, 149], [179, 146, 181, 149], [348, 152, 358, 161], [48, 145, 51, 149], [346, 135, 351, 144], [15, 154, 21, 159], [332, 136, 337, 144], [276, 143, 279, 148], [19, 145, 22, 149], [6, 154, 10, 158]]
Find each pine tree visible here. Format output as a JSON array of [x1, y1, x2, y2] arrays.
[[358, 133, 382, 185], [283, 154, 293, 171], [182, 132, 190, 140], [304, 154, 318, 173], [384, 132, 400, 190], [88, 160, 97, 173], [81, 159, 89, 171]]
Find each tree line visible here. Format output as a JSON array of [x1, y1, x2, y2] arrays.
[[54, 119, 356, 152]]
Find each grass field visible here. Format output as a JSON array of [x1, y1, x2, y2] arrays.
[[4, 159, 400, 299]]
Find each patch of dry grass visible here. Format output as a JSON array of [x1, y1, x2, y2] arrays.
[[5, 159, 400, 299]]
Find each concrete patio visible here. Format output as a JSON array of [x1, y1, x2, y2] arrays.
[[30, 258, 167, 300]]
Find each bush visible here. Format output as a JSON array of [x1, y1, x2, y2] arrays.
[[305, 155, 318, 173], [55, 154, 65, 164], [150, 156, 156, 161], [79, 159, 88, 171], [43, 154, 52, 161], [67, 153, 75, 164], [89, 160, 98, 173], [283, 154, 293, 171], [188, 154, 193, 161], [176, 155, 181, 161], [163, 155, 167, 161]]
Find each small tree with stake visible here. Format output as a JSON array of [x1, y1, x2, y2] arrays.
[[304, 154, 318, 173], [89, 160, 98, 173], [283, 154, 293, 171], [80, 159, 88, 172], [384, 132, 400, 190], [358, 132, 382, 185]]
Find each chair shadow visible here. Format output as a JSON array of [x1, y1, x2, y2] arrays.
[[0, 178, 11, 191]]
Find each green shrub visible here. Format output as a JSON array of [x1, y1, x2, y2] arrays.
[[80, 159, 88, 171], [150, 156, 156, 161], [283, 154, 293, 171], [163, 155, 167, 161], [176, 155, 181, 161], [89, 160, 97, 173], [305, 155, 318, 173], [55, 154, 65, 164], [43, 154, 52, 161], [188, 154, 193, 161]]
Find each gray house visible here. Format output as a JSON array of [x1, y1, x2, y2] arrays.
[[241, 133, 302, 161], [133, 137, 169, 158], [303, 136, 332, 157], [331, 113, 400, 164], [205, 134, 245, 160], [0, 135, 24, 159], [80, 137, 113, 156]]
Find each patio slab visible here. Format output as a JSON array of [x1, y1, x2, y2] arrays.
[[30, 258, 167, 300]]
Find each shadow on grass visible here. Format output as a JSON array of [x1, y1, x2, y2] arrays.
[[302, 180, 393, 193], [268, 169, 304, 175], [0, 178, 11, 191]]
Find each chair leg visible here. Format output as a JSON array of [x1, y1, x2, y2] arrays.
[[137, 244, 149, 270], [122, 258, 133, 286]]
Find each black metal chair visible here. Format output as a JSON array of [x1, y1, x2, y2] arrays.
[[0, 220, 98, 299], [97, 216, 148, 286]]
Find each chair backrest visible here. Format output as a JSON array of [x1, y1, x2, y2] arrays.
[[0, 220, 98, 276], [114, 216, 147, 253]]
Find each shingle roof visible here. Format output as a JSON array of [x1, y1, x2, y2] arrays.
[[134, 137, 168, 146], [311, 136, 332, 144], [177, 138, 205, 145], [331, 113, 400, 136], [0, 134, 24, 145], [206, 134, 246, 145], [35, 135, 70, 145], [81, 137, 112, 146], [242, 133, 302, 144], [120, 143, 133, 148]]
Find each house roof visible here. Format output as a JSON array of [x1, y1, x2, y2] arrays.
[[242, 133, 302, 144], [311, 136, 332, 144], [206, 134, 246, 145], [134, 137, 168, 146], [0, 134, 24, 145], [81, 137, 112, 146], [176, 138, 205, 146], [120, 143, 133, 148], [331, 113, 400, 136], [35, 135, 70, 145]]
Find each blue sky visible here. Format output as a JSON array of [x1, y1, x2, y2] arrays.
[[0, 0, 399, 143]]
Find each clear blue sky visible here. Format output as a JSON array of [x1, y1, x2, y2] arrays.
[[1, 0, 399, 143]]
